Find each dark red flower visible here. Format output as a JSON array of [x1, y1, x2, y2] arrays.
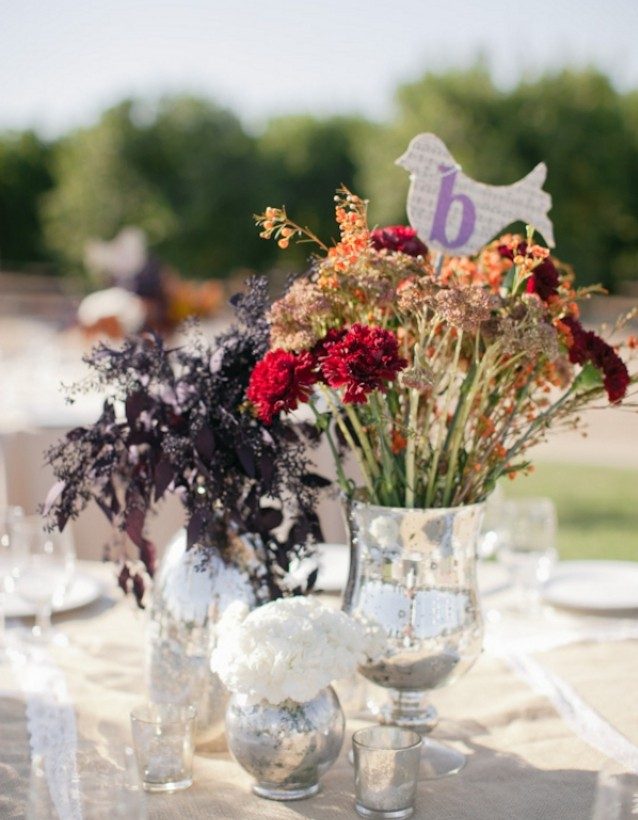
[[370, 225, 428, 258], [526, 257, 560, 301], [247, 349, 318, 424], [319, 323, 407, 404], [560, 316, 629, 402], [311, 326, 347, 360], [586, 334, 630, 403], [560, 316, 590, 365]]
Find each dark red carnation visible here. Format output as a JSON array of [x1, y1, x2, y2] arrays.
[[247, 349, 318, 424], [560, 316, 629, 402], [311, 326, 347, 360], [370, 225, 428, 258], [526, 257, 560, 301], [318, 323, 407, 404], [586, 334, 630, 403], [560, 316, 590, 365]]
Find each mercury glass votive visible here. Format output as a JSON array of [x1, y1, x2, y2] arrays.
[[130, 703, 196, 792], [353, 726, 422, 819]]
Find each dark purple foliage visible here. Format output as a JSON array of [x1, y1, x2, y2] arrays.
[[44, 278, 326, 607]]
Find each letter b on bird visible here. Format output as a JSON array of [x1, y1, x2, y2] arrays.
[[429, 165, 476, 250]]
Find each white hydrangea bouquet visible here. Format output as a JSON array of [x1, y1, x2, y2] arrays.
[[211, 596, 377, 706]]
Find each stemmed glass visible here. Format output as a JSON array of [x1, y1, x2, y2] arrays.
[[11, 515, 75, 645], [0, 505, 24, 657], [495, 497, 557, 609]]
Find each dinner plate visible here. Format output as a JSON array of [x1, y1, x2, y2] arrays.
[[542, 560, 638, 612], [4, 571, 103, 618]]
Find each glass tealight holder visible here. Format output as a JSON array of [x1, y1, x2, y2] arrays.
[[352, 726, 422, 819], [130, 703, 196, 793]]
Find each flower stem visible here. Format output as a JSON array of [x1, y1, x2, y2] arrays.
[[319, 386, 376, 500], [369, 392, 400, 506], [308, 399, 350, 495], [424, 330, 463, 507]]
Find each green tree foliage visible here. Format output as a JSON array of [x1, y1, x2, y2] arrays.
[[42, 97, 263, 277], [358, 66, 638, 289], [0, 131, 53, 268], [2, 68, 638, 289], [255, 115, 372, 272]]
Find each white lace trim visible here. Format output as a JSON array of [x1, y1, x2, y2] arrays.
[[12, 644, 82, 819], [487, 618, 638, 773]]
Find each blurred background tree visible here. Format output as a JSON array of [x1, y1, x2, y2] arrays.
[[1, 66, 638, 290], [0, 131, 53, 270], [359, 66, 638, 290]]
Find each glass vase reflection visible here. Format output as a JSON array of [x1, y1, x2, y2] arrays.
[[343, 498, 484, 776], [225, 686, 344, 801], [146, 530, 255, 752]]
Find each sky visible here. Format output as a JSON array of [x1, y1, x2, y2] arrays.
[[1, 0, 638, 136]]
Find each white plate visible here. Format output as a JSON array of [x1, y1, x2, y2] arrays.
[[315, 543, 349, 592], [4, 572, 103, 618], [542, 560, 638, 612]]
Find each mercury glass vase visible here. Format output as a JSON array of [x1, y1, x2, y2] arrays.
[[146, 530, 255, 752], [342, 498, 484, 778], [226, 686, 345, 801]]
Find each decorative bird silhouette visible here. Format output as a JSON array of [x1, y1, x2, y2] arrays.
[[396, 133, 555, 256]]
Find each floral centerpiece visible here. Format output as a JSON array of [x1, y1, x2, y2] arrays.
[[248, 187, 635, 508], [212, 597, 377, 800], [245, 185, 636, 771], [44, 276, 330, 749], [45, 277, 327, 606]]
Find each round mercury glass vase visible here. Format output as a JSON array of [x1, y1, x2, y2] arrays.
[[225, 686, 345, 800], [146, 530, 256, 752], [342, 497, 484, 778]]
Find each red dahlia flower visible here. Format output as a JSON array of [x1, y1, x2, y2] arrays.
[[319, 323, 407, 404], [247, 349, 317, 424], [370, 225, 428, 258]]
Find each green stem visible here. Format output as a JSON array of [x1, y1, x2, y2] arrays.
[[424, 330, 463, 507], [343, 402, 380, 481], [369, 392, 399, 505], [319, 386, 376, 500], [308, 398, 349, 495], [442, 344, 497, 506]]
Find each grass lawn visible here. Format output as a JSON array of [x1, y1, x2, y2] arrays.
[[502, 462, 638, 562]]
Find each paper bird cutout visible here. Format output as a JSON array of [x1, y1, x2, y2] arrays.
[[396, 133, 555, 256]]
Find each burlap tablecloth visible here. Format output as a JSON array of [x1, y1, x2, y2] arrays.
[[1, 563, 637, 820]]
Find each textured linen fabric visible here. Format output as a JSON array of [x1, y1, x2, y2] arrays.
[[0, 564, 635, 819]]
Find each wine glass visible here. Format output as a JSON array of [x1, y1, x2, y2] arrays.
[[11, 516, 75, 645], [495, 497, 557, 609], [0, 505, 24, 656]]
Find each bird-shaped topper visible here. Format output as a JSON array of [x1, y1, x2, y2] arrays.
[[396, 133, 555, 256]]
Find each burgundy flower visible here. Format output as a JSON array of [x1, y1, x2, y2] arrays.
[[311, 326, 347, 360], [497, 243, 516, 261], [560, 316, 589, 365], [561, 316, 629, 402], [370, 225, 428, 258], [319, 323, 407, 404], [586, 334, 630, 403], [247, 349, 318, 424], [526, 257, 560, 301]]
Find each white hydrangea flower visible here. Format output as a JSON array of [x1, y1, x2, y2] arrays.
[[210, 596, 376, 705]]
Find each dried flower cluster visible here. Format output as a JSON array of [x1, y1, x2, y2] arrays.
[[45, 278, 328, 606], [249, 188, 636, 509]]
